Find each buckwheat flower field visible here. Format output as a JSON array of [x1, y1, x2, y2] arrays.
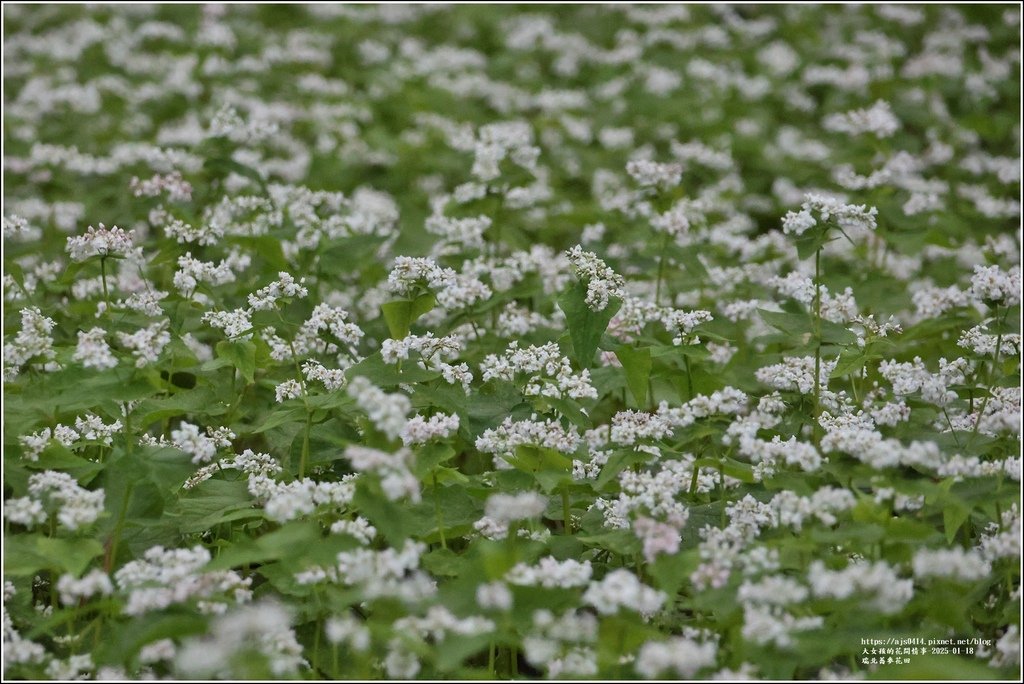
[[2, 3, 1022, 680]]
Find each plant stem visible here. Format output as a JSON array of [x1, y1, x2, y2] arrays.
[[812, 247, 822, 446], [488, 641, 496, 679], [682, 354, 693, 401], [654, 232, 670, 306], [99, 256, 110, 309], [433, 470, 447, 549], [299, 410, 312, 479], [105, 482, 134, 573], [971, 303, 1004, 439], [561, 488, 572, 535]]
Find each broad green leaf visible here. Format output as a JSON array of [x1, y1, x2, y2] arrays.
[[4, 535, 104, 577], [216, 339, 257, 384], [616, 345, 651, 406], [558, 280, 622, 368], [381, 292, 436, 339], [346, 351, 441, 387]]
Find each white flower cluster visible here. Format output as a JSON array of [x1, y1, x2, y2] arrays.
[[324, 614, 371, 651], [958, 322, 1021, 356], [495, 302, 560, 337], [660, 308, 715, 345], [771, 487, 857, 532], [19, 413, 119, 461], [741, 604, 824, 649], [594, 460, 691, 531], [565, 245, 626, 311], [879, 356, 968, 406], [168, 421, 235, 464], [118, 289, 168, 317], [912, 547, 992, 582], [4, 584, 47, 667], [173, 253, 237, 297], [969, 264, 1021, 306], [522, 609, 599, 678], [56, 569, 113, 606], [807, 559, 913, 614], [18, 425, 73, 461], [634, 636, 717, 678], [5, 471, 104, 530], [346, 376, 411, 440], [163, 217, 225, 246], [475, 581, 513, 611], [329, 517, 377, 544], [392, 605, 495, 646], [768, 274, 860, 323], [633, 516, 682, 562], [506, 556, 592, 588], [755, 355, 839, 395], [3, 307, 58, 380], [116, 320, 171, 368], [114, 545, 252, 616], [73, 327, 118, 370], [481, 341, 597, 400], [183, 448, 283, 490], [475, 416, 580, 463], [301, 359, 347, 391], [266, 303, 364, 364], [130, 171, 192, 202], [382, 333, 473, 391], [345, 444, 419, 502], [175, 601, 305, 678], [386, 256, 492, 311], [737, 574, 809, 607], [472, 490, 547, 539], [400, 412, 460, 446], [258, 477, 357, 523], [275, 378, 304, 403], [334, 541, 435, 602], [201, 307, 253, 339], [625, 159, 682, 189], [822, 99, 900, 138], [781, 193, 878, 236], [582, 569, 666, 616], [2, 214, 42, 242], [248, 272, 308, 310], [978, 505, 1021, 563], [471, 120, 538, 182], [65, 223, 135, 261], [425, 212, 491, 251]]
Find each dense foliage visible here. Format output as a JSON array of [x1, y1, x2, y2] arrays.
[[2, 4, 1021, 680]]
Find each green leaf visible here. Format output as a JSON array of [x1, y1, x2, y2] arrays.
[[4, 535, 104, 576], [381, 292, 436, 339], [616, 345, 652, 406], [251, 407, 308, 434], [648, 550, 699, 597], [216, 339, 257, 384], [346, 351, 440, 387], [135, 387, 226, 429], [353, 479, 424, 543], [505, 445, 574, 492], [169, 478, 262, 533], [943, 503, 971, 544], [205, 521, 321, 571], [794, 225, 836, 260], [413, 443, 457, 478], [421, 547, 468, 578], [558, 280, 622, 368], [758, 308, 813, 337], [577, 529, 641, 555]]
